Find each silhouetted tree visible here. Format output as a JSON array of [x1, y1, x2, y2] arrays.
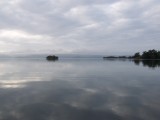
[[142, 49, 160, 59], [133, 52, 141, 59]]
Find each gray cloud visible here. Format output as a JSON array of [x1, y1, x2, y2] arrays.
[[0, 0, 160, 55]]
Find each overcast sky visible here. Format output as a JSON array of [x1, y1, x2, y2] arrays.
[[0, 0, 160, 55]]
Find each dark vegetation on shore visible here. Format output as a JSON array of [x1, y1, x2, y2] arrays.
[[103, 49, 160, 68], [46, 50, 160, 68], [46, 49, 160, 62], [133, 49, 160, 59], [46, 55, 58, 61], [103, 49, 160, 60]]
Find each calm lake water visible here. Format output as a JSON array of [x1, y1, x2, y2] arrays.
[[0, 58, 160, 120]]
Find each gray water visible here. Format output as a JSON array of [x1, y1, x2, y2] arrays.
[[0, 58, 160, 120]]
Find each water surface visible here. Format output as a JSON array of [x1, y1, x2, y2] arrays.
[[0, 58, 160, 120]]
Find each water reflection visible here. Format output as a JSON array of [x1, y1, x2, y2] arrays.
[[0, 59, 160, 120], [46, 59, 58, 62], [133, 60, 160, 68]]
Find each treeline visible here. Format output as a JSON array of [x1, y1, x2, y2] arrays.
[[134, 49, 160, 59], [103, 49, 160, 59]]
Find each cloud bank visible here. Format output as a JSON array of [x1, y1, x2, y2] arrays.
[[0, 0, 160, 55]]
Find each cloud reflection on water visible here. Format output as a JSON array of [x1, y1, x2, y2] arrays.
[[0, 59, 159, 120]]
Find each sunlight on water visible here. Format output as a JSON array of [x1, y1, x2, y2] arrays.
[[0, 78, 43, 88]]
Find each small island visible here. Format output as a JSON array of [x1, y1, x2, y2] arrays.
[[46, 55, 59, 61]]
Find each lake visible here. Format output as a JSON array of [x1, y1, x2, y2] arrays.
[[0, 58, 160, 120]]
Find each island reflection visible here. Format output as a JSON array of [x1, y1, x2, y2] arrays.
[[133, 60, 160, 68], [103, 58, 160, 68]]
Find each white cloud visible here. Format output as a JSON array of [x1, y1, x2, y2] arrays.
[[0, 0, 159, 55]]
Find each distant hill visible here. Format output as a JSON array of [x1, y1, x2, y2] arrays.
[[0, 54, 103, 59]]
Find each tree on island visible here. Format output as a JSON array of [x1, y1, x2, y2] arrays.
[[133, 52, 141, 59], [133, 49, 160, 59], [142, 49, 160, 59], [46, 55, 58, 61]]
